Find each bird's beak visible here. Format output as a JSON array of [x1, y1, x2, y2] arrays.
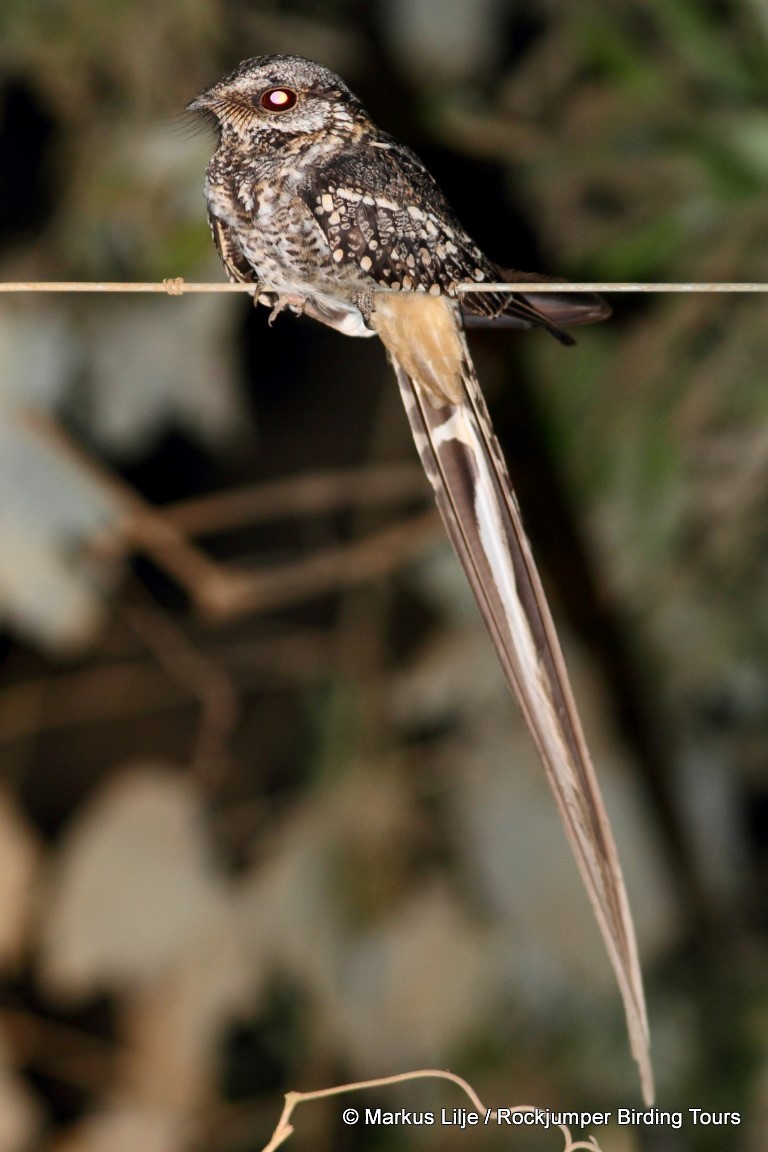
[[185, 95, 210, 113]]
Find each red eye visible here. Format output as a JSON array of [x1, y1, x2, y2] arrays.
[[260, 87, 297, 112]]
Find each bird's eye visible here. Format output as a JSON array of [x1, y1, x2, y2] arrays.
[[260, 87, 297, 112]]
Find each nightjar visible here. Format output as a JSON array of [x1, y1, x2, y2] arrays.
[[188, 55, 652, 1104], [186, 55, 608, 350]]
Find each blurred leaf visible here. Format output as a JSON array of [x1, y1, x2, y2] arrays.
[[40, 765, 230, 998], [0, 416, 121, 651], [79, 295, 251, 459], [649, 0, 758, 95]]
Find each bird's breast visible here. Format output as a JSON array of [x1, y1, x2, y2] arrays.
[[204, 143, 372, 309]]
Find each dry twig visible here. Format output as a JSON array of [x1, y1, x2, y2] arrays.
[[255, 1070, 604, 1152]]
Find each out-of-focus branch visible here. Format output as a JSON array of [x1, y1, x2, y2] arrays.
[[19, 414, 440, 623], [0, 630, 337, 746], [166, 461, 426, 536], [21, 411, 229, 605], [1, 1007, 118, 1097], [118, 596, 239, 789], [199, 508, 440, 621]]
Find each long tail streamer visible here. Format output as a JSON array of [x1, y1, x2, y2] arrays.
[[379, 301, 652, 1103]]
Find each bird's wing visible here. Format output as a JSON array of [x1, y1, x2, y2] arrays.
[[371, 291, 653, 1106], [297, 140, 606, 344], [208, 213, 259, 284], [461, 271, 611, 331]]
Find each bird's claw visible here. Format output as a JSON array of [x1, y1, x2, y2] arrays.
[[356, 288, 375, 327], [267, 294, 308, 325]]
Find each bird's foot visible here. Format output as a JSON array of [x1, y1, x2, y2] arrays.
[[356, 288, 375, 327], [252, 285, 275, 309], [268, 294, 307, 325]]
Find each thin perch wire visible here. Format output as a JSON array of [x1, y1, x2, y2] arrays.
[[0, 279, 768, 294]]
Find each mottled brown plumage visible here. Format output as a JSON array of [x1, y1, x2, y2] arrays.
[[187, 54, 608, 340], [188, 55, 652, 1104]]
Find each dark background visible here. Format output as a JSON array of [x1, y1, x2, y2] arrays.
[[0, 2, 767, 1150]]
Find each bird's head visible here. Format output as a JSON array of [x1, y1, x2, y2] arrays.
[[186, 55, 366, 143]]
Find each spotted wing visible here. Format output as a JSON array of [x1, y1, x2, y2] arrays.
[[297, 139, 574, 341], [298, 137, 607, 342]]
